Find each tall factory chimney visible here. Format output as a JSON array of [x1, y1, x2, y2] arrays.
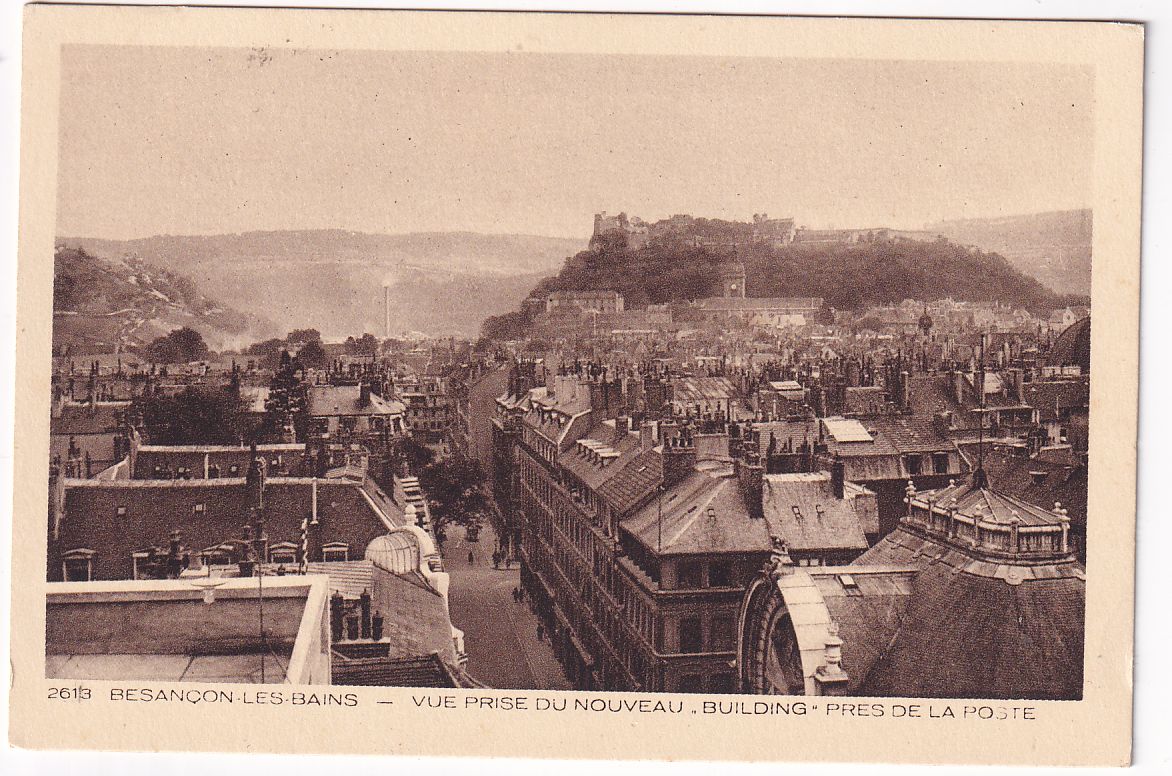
[[384, 284, 391, 340]]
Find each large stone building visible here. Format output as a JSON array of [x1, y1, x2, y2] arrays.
[[591, 211, 650, 250], [395, 375, 453, 445], [687, 297, 824, 329], [545, 290, 626, 315], [496, 368, 877, 693], [738, 475, 1084, 699], [46, 442, 470, 686], [449, 359, 511, 471]]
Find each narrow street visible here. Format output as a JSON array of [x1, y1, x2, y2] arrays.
[[443, 521, 570, 690]]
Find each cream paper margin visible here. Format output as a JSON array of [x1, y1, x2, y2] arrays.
[[11, 6, 1143, 765]]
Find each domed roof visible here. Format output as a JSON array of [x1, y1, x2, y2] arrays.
[[737, 481, 1085, 700], [365, 530, 422, 574], [1050, 316, 1091, 372]]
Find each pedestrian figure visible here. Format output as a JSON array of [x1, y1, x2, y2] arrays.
[[512, 587, 519, 603], [492, 551, 500, 569], [537, 624, 545, 642], [468, 550, 474, 565]]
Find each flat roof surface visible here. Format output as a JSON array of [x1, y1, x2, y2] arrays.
[[48, 651, 290, 684], [46, 651, 291, 683], [46, 576, 325, 684]]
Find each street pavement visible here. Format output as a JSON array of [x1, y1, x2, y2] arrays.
[[444, 523, 571, 690]]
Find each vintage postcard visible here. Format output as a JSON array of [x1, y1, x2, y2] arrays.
[[10, 5, 1142, 766]]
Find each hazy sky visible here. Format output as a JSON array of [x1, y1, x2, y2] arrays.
[[56, 45, 1093, 240]]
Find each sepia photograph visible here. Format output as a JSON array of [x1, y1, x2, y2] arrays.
[[9, 5, 1144, 766]]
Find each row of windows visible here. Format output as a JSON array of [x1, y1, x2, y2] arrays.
[[408, 407, 452, 417], [110, 502, 206, 518], [519, 457, 657, 646], [518, 441, 749, 684], [676, 612, 737, 654], [149, 463, 245, 478], [519, 474, 663, 694], [60, 543, 351, 582], [904, 452, 951, 476], [675, 558, 737, 590], [522, 521, 649, 689], [522, 428, 559, 466]]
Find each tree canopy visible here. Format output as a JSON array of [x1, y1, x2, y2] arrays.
[[246, 337, 286, 370], [137, 386, 240, 445], [297, 339, 328, 369], [418, 453, 490, 540], [285, 328, 322, 345], [144, 327, 209, 364], [345, 333, 380, 355], [480, 311, 530, 341], [498, 234, 1069, 342]]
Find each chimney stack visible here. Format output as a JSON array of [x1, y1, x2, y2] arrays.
[[831, 456, 845, 499], [384, 285, 391, 340], [1010, 367, 1025, 404], [359, 589, 372, 639], [330, 592, 345, 642], [615, 414, 631, 441], [661, 432, 696, 487], [737, 430, 764, 519], [640, 420, 658, 451]]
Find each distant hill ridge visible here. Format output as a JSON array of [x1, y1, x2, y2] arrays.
[[58, 230, 586, 339], [52, 245, 267, 355], [486, 215, 1084, 339], [61, 229, 582, 276], [929, 209, 1091, 296]]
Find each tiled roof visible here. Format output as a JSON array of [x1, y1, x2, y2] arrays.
[[980, 453, 1087, 529], [596, 448, 664, 515], [671, 376, 740, 404], [905, 374, 975, 428], [851, 562, 1081, 699], [753, 419, 820, 456], [815, 521, 1085, 699], [523, 405, 577, 444], [622, 468, 770, 555], [305, 560, 373, 599], [55, 477, 404, 581], [810, 569, 914, 690], [369, 567, 455, 662], [558, 423, 642, 491], [865, 414, 953, 453], [307, 385, 405, 416], [914, 479, 1067, 527], [842, 387, 887, 416], [762, 473, 868, 553], [1049, 316, 1090, 370], [823, 427, 900, 458], [1021, 379, 1089, 421], [330, 652, 468, 688]]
